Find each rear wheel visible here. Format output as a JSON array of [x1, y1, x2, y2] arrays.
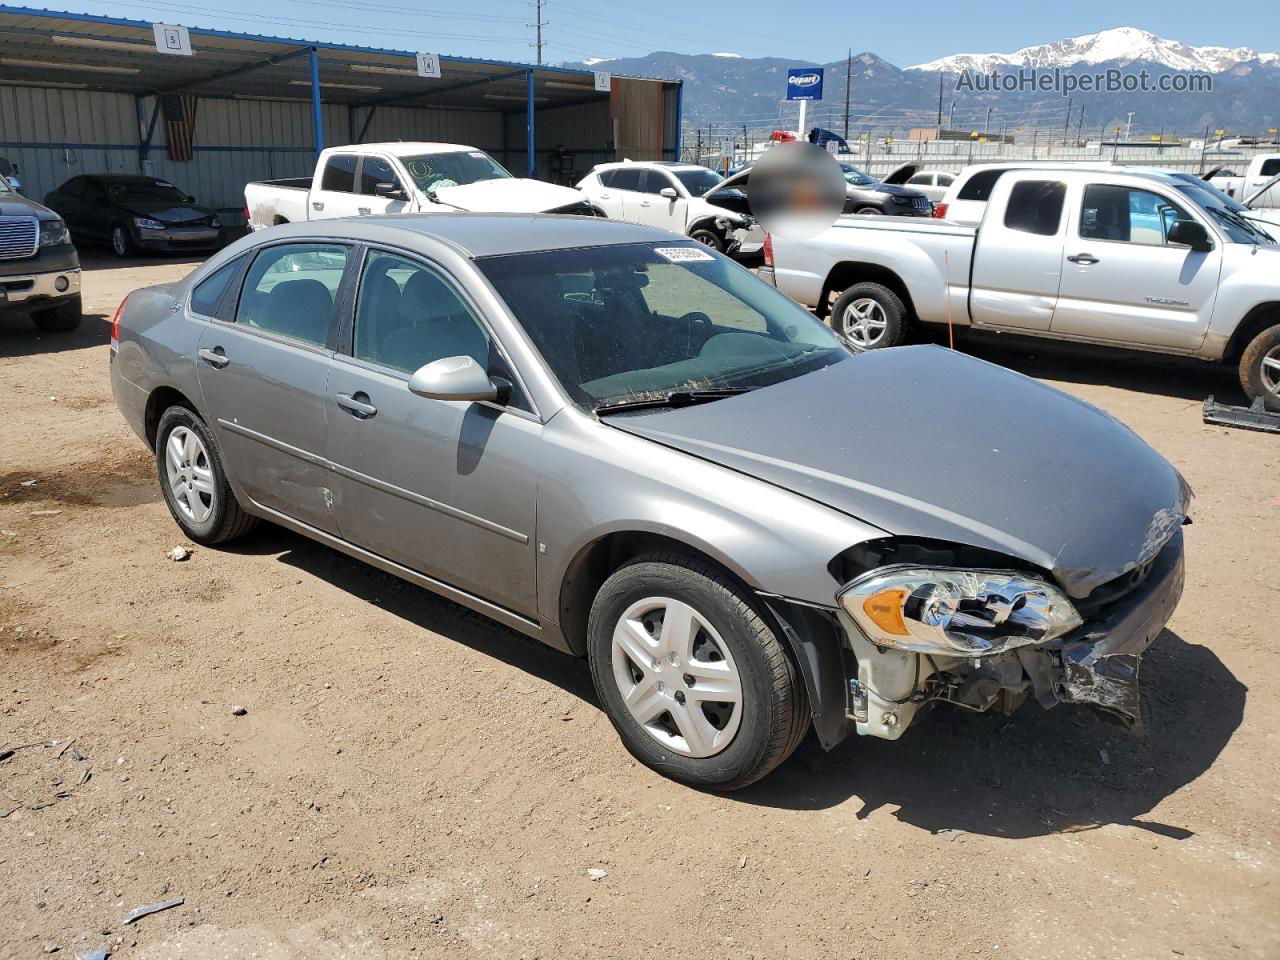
[[1239, 323, 1280, 413], [155, 405, 258, 545], [587, 552, 808, 791], [830, 281, 908, 350], [31, 295, 81, 333]]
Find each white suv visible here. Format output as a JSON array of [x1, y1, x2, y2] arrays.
[[576, 161, 761, 254]]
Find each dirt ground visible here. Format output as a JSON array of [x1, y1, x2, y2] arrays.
[[2, 255, 1278, 960]]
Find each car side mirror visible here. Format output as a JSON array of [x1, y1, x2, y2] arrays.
[[186, 194, 197, 203], [408, 355, 510, 404], [1168, 219, 1213, 251], [659, 187, 678, 200], [375, 182, 408, 201]]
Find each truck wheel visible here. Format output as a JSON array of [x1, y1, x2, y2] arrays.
[[1239, 323, 1280, 413], [689, 227, 724, 251], [155, 405, 259, 545], [830, 282, 908, 350], [31, 295, 82, 333], [111, 224, 137, 258], [587, 552, 809, 791]]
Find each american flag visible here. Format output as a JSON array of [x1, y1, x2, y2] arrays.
[[161, 94, 198, 162]]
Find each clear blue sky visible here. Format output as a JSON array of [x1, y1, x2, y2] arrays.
[[52, 0, 1280, 66]]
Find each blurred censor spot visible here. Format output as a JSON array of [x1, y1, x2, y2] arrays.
[[746, 142, 846, 239]]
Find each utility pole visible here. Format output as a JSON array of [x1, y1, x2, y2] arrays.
[[948, 100, 955, 128], [844, 48, 852, 140], [1063, 97, 1072, 145], [984, 106, 991, 134], [1124, 111, 1134, 141], [1077, 106, 1085, 146], [936, 73, 944, 130], [530, 0, 545, 66]]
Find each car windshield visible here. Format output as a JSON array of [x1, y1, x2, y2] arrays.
[[402, 151, 512, 194], [479, 242, 850, 410], [840, 164, 876, 186], [104, 178, 188, 202], [1175, 183, 1276, 244], [673, 167, 724, 197]]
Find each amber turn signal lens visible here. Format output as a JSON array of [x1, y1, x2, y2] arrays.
[[862, 588, 910, 636]]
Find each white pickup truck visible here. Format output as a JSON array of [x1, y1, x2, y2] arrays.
[[244, 142, 600, 230], [1207, 154, 1280, 209], [763, 167, 1280, 410]]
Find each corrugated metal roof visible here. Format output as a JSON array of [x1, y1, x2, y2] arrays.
[[0, 5, 678, 108]]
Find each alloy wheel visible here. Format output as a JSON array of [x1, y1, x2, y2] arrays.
[[840, 297, 888, 349], [165, 426, 216, 524], [610, 596, 743, 758], [112, 227, 128, 257], [1262, 345, 1280, 398]]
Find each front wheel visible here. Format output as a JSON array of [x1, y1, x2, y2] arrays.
[[155, 405, 258, 545], [1239, 323, 1280, 413], [830, 282, 909, 350], [111, 224, 137, 258], [854, 206, 884, 216], [31, 295, 81, 333], [688, 227, 724, 251], [587, 553, 809, 791]]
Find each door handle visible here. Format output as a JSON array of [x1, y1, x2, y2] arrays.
[[1067, 253, 1100, 265], [312, 200, 324, 211], [358, 207, 371, 215], [599, 192, 611, 198], [639, 201, 651, 207], [335, 392, 377, 419], [198, 347, 229, 369]]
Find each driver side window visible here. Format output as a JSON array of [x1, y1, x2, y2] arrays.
[[1080, 184, 1194, 246], [359, 156, 402, 195]]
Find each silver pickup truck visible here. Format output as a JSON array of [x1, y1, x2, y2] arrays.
[[763, 167, 1280, 411]]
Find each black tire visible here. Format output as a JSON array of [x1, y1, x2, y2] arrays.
[[110, 223, 137, 258], [1238, 323, 1280, 413], [31, 295, 81, 333], [688, 227, 724, 252], [829, 281, 909, 350], [587, 552, 809, 791], [154, 405, 258, 545], [854, 206, 884, 215]]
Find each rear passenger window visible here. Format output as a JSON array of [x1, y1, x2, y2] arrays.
[[957, 169, 1006, 201], [1261, 158, 1280, 177], [1004, 180, 1066, 236], [937, 173, 955, 186], [321, 155, 358, 192], [609, 168, 643, 191], [907, 173, 931, 185], [190, 257, 243, 319], [236, 244, 349, 347]]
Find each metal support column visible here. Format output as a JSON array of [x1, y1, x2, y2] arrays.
[[673, 82, 683, 161], [309, 47, 325, 156], [137, 96, 161, 173], [526, 69, 536, 178]]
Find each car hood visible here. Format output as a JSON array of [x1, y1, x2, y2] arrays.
[[117, 201, 217, 224], [432, 177, 588, 213], [1, 195, 60, 221], [607, 346, 1190, 599]]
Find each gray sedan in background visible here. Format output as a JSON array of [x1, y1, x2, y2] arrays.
[[110, 214, 1189, 790]]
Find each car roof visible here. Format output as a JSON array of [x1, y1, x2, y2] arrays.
[[327, 142, 478, 157], [590, 161, 704, 171], [252, 213, 679, 258]]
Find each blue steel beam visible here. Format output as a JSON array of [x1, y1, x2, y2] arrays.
[[526, 69, 535, 178], [309, 47, 325, 156]]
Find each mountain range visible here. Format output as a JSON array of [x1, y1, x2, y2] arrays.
[[566, 28, 1280, 139]]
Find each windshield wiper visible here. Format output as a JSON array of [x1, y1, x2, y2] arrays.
[[594, 387, 752, 415]]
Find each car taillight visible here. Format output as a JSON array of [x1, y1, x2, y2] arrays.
[[933, 203, 948, 219], [242, 204, 250, 223], [762, 233, 774, 268], [110, 296, 127, 351]]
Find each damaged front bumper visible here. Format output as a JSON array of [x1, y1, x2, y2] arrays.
[[839, 532, 1185, 740]]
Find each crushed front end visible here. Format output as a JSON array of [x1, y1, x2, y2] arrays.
[[834, 531, 1185, 740]]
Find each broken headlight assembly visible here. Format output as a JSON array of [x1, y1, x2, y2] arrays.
[[838, 567, 1083, 657]]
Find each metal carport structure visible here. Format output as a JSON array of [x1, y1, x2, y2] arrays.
[[0, 6, 682, 220]]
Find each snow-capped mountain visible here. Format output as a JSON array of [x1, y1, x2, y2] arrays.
[[907, 26, 1280, 74]]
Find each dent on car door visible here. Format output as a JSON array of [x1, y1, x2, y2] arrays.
[[194, 241, 353, 533], [1051, 184, 1221, 349], [325, 248, 540, 616]]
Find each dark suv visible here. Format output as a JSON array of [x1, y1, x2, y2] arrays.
[[0, 173, 81, 332], [839, 163, 932, 216]]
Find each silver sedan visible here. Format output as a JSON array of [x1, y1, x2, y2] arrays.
[[110, 214, 1189, 789]]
